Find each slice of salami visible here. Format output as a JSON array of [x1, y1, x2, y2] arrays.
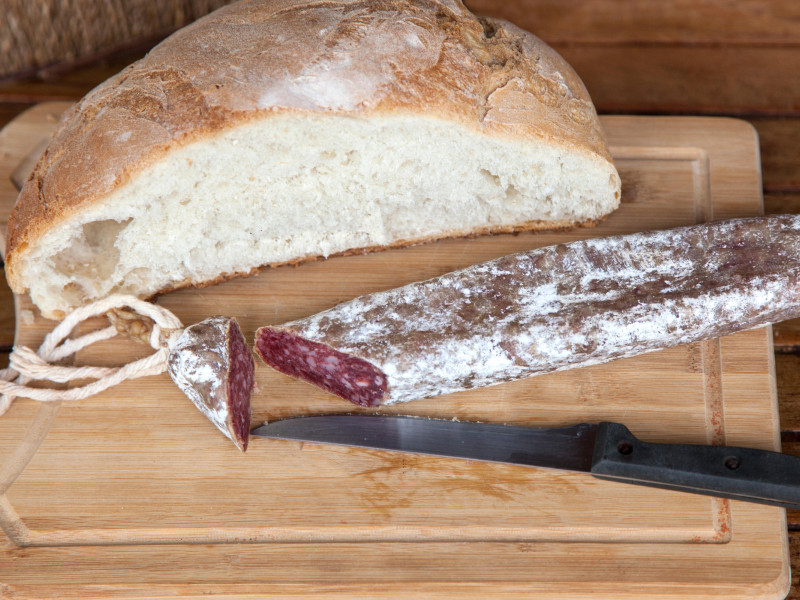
[[255, 215, 800, 406], [168, 316, 255, 451]]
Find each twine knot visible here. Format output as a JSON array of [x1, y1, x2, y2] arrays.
[[0, 294, 184, 416]]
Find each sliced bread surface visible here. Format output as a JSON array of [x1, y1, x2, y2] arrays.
[[5, 0, 621, 319]]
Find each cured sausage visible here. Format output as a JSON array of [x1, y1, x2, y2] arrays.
[[255, 215, 800, 406], [168, 316, 255, 450]]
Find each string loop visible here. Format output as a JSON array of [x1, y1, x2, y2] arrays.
[[0, 294, 184, 416]]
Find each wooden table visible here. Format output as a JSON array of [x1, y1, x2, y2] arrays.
[[0, 1, 798, 597]]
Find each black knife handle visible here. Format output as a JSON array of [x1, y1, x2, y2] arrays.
[[590, 422, 800, 509]]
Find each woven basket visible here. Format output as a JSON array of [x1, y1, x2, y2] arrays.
[[0, 0, 235, 80]]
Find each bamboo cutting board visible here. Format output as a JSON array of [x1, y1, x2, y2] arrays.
[[0, 104, 790, 599]]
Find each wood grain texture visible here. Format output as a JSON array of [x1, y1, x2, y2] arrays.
[[765, 193, 800, 216], [555, 46, 800, 115], [790, 533, 800, 600], [753, 119, 800, 191], [0, 44, 147, 105], [776, 356, 800, 430], [2, 1, 800, 595], [0, 274, 14, 354], [466, 0, 800, 44], [0, 107, 788, 598]]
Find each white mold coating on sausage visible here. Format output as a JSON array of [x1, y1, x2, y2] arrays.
[[258, 216, 800, 405], [168, 316, 254, 449]]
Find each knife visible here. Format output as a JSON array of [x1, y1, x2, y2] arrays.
[[251, 415, 800, 509]]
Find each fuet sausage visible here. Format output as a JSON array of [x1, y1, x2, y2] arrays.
[[168, 316, 255, 450], [255, 215, 800, 406]]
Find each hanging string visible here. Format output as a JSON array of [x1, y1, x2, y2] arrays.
[[0, 294, 184, 416]]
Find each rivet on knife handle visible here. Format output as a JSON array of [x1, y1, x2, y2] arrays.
[[591, 422, 800, 509]]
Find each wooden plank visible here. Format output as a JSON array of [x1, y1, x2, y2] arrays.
[[0, 273, 14, 352], [777, 355, 800, 430], [0, 530, 790, 599], [0, 47, 146, 104], [772, 320, 800, 353], [765, 193, 800, 215], [752, 119, 800, 191], [466, 0, 800, 45], [0, 67, 128, 104], [791, 532, 800, 600], [784, 441, 800, 529], [0, 103, 34, 130], [556, 46, 800, 115]]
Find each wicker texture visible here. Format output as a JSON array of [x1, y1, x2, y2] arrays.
[[0, 0, 234, 79]]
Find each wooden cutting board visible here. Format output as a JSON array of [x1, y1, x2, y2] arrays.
[[0, 104, 790, 599]]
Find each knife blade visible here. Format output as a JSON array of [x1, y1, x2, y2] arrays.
[[251, 415, 800, 509]]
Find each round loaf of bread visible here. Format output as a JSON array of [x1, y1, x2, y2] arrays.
[[5, 0, 621, 320]]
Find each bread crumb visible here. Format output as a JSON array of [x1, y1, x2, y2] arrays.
[[20, 309, 35, 325]]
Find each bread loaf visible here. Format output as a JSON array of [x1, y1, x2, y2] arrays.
[[5, 0, 621, 320]]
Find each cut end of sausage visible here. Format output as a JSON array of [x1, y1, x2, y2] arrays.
[[168, 316, 255, 452], [255, 327, 388, 407], [226, 319, 255, 451]]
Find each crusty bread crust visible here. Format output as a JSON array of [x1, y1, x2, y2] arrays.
[[5, 0, 615, 300]]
